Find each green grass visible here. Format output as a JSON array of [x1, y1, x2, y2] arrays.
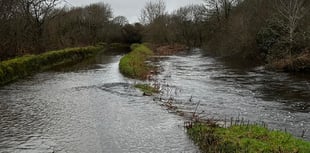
[[0, 46, 103, 86], [187, 123, 310, 153], [134, 84, 159, 95], [119, 44, 154, 79]]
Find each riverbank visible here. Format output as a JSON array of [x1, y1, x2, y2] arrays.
[[268, 50, 310, 72], [119, 44, 154, 80], [118, 44, 310, 152], [187, 122, 310, 153], [154, 44, 188, 55], [0, 45, 104, 86]]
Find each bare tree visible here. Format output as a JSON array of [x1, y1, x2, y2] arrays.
[[0, 1, 125, 59], [139, 0, 166, 25], [173, 4, 207, 46], [121, 23, 144, 43], [0, 0, 18, 20], [84, 3, 112, 44], [204, 0, 238, 21], [276, 0, 307, 57], [0, 0, 20, 59], [112, 16, 129, 26], [20, 0, 62, 52], [205, 0, 220, 21]]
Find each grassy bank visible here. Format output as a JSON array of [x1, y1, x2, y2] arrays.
[[119, 44, 154, 79], [187, 122, 310, 153], [0, 46, 103, 86]]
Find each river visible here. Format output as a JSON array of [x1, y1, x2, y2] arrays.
[[0, 52, 198, 153], [0, 49, 309, 153], [154, 49, 310, 141]]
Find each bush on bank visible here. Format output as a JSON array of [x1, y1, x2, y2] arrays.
[[0, 46, 103, 86], [119, 44, 154, 79], [267, 50, 310, 72]]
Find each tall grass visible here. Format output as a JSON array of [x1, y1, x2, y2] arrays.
[[0, 46, 103, 85], [119, 44, 154, 79]]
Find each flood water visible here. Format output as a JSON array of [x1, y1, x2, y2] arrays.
[[0, 52, 198, 153], [0, 49, 309, 153], [155, 49, 310, 141]]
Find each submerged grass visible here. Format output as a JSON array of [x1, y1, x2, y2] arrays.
[[134, 84, 159, 95], [119, 44, 154, 79], [0, 45, 103, 86], [187, 122, 310, 153]]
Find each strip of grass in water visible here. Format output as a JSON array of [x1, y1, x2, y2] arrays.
[[0, 45, 104, 86], [134, 84, 159, 95], [187, 123, 310, 153], [119, 44, 154, 80]]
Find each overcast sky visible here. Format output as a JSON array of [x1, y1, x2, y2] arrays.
[[65, 0, 204, 23]]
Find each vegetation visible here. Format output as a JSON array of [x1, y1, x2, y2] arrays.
[[1, 0, 308, 152], [138, 0, 310, 72], [188, 122, 310, 153], [0, 1, 137, 61], [135, 84, 159, 96], [0, 46, 103, 85], [119, 44, 154, 79], [203, 0, 310, 70], [2, 0, 307, 72], [1, 0, 308, 69]]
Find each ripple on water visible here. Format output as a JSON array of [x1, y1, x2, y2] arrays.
[[0, 55, 199, 153], [154, 49, 310, 140]]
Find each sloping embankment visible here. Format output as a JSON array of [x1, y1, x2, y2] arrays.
[[0, 46, 103, 86]]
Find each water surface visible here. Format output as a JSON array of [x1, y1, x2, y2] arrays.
[[0, 52, 198, 153], [155, 49, 310, 140]]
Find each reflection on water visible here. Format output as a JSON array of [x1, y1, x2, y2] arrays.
[[156, 49, 310, 140], [0, 52, 198, 153]]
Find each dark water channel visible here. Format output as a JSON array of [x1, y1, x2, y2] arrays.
[[0, 52, 198, 153], [155, 49, 310, 141], [1, 49, 310, 153]]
